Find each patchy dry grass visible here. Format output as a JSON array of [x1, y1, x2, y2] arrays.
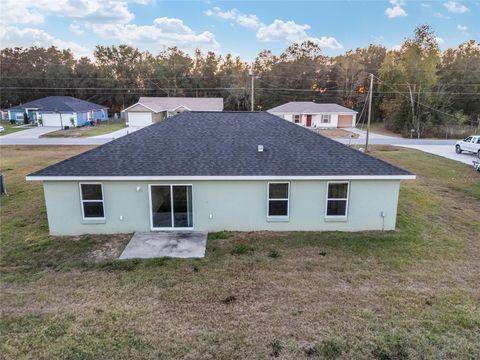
[[312, 128, 359, 139], [41, 121, 125, 138], [0, 145, 479, 359]]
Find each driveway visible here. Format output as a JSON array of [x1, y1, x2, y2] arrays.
[[119, 231, 208, 259], [0, 126, 60, 139], [397, 145, 478, 166]]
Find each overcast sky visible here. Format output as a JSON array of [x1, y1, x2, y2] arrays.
[[1, 0, 478, 60]]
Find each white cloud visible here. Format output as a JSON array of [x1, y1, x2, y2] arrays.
[[236, 14, 261, 29], [435, 37, 445, 45], [391, 44, 402, 51], [205, 6, 340, 48], [205, 7, 261, 29], [421, 3, 430, 7], [0, 26, 91, 57], [256, 20, 342, 49], [385, 0, 408, 18], [91, 17, 219, 51], [69, 23, 84, 35], [443, 1, 469, 13], [457, 24, 468, 31], [205, 7, 237, 20], [433, 12, 451, 19], [2, 0, 136, 26]]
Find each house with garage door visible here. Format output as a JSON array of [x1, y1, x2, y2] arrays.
[[268, 102, 357, 128], [123, 97, 223, 127], [7, 96, 108, 127], [27, 111, 414, 236]]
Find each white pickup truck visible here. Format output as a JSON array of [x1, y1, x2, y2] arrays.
[[455, 135, 480, 158]]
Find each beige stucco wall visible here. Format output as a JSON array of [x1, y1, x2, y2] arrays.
[[271, 112, 356, 128], [42, 179, 401, 235]]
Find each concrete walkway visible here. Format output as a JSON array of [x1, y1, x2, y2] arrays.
[[92, 126, 143, 139], [397, 145, 478, 166], [119, 231, 208, 259], [1, 126, 60, 139]]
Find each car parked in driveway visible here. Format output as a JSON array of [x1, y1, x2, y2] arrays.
[[455, 135, 480, 158]]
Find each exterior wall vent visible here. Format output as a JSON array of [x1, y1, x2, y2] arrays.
[[258, 145, 264, 152]]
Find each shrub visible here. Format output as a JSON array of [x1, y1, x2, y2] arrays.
[[9, 119, 16, 125], [268, 249, 280, 258], [222, 295, 236, 304], [208, 231, 227, 240], [269, 339, 283, 357], [319, 339, 344, 359], [230, 243, 255, 255]]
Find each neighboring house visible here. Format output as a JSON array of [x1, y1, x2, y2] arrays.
[[26, 111, 414, 236], [123, 97, 224, 127], [268, 102, 358, 128], [7, 96, 108, 127]]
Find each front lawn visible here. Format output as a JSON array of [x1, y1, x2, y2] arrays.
[[0, 122, 35, 136], [0, 145, 479, 359], [40, 120, 126, 138]]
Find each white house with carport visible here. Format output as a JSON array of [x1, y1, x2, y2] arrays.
[[123, 97, 223, 127], [7, 96, 108, 127], [268, 102, 357, 128], [27, 111, 414, 236]]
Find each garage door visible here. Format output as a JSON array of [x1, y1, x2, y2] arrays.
[[337, 115, 353, 128], [41, 113, 63, 127], [128, 112, 152, 127]]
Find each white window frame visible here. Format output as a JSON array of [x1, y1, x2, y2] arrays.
[[325, 181, 349, 219], [148, 184, 194, 231], [79, 182, 105, 220], [322, 114, 331, 123], [293, 114, 301, 124], [267, 181, 290, 219]]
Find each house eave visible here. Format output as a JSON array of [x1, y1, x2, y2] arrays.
[[26, 175, 416, 181]]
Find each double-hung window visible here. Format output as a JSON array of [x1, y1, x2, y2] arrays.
[[293, 114, 301, 124], [268, 182, 289, 218], [80, 183, 105, 219], [326, 182, 349, 218], [322, 114, 330, 123]]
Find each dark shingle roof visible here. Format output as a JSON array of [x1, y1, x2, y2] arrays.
[[9, 96, 107, 112], [29, 111, 412, 178]]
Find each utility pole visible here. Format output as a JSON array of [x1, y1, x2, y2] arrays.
[[365, 73, 374, 152], [249, 66, 255, 111]]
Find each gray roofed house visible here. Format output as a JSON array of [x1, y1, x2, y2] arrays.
[[123, 96, 224, 127], [268, 101, 358, 129], [7, 96, 108, 127], [27, 111, 414, 235]]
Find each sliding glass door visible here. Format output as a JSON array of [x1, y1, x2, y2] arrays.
[[150, 185, 193, 229]]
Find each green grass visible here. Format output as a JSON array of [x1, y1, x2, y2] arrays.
[[0, 121, 35, 136], [40, 120, 125, 138], [0, 145, 479, 359]]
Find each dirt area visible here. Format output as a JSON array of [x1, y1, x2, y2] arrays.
[[312, 128, 359, 138]]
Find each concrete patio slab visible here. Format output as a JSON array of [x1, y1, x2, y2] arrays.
[[119, 231, 208, 259]]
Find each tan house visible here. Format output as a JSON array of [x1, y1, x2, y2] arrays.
[[268, 102, 357, 128], [123, 97, 224, 127]]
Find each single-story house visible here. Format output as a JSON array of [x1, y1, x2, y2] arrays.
[[7, 96, 108, 127], [268, 102, 358, 128], [123, 97, 224, 127], [26, 111, 414, 236]]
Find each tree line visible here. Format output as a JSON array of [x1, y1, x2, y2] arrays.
[[1, 25, 478, 137]]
